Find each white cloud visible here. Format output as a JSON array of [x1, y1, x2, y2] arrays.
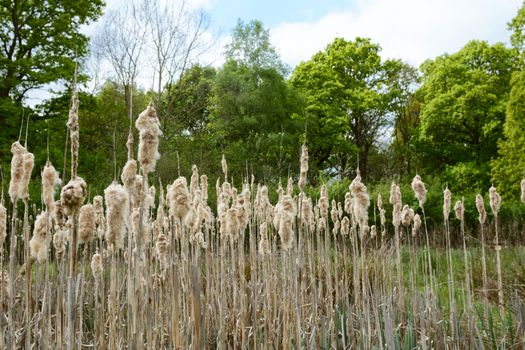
[[270, 0, 521, 68]]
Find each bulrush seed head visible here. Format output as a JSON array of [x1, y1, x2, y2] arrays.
[[443, 187, 452, 221], [489, 185, 501, 217], [104, 182, 129, 249], [0, 203, 6, 246], [79, 203, 95, 243], [135, 104, 162, 174], [60, 177, 87, 216], [411, 174, 427, 208], [8, 141, 26, 203], [475, 194, 487, 225], [412, 214, 421, 236], [42, 161, 61, 215], [91, 252, 103, 280], [168, 177, 191, 222], [454, 200, 464, 222]]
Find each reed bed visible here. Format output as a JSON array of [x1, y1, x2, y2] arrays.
[[1, 101, 525, 349]]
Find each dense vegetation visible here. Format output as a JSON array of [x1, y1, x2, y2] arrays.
[[1, 1, 525, 348]]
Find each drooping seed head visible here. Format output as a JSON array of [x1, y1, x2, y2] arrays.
[[489, 185, 501, 217], [79, 203, 95, 243], [60, 177, 87, 216], [41, 161, 61, 215], [475, 194, 486, 225], [411, 174, 427, 208], [135, 104, 162, 174], [454, 200, 464, 222], [443, 186, 452, 221]]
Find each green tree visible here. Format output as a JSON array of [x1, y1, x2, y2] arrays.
[[416, 40, 517, 191], [508, 1, 525, 60], [291, 37, 416, 179], [0, 0, 104, 163], [225, 19, 287, 74], [209, 60, 302, 182], [491, 70, 525, 198]]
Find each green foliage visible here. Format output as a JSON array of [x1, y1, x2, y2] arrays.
[[508, 1, 525, 60], [291, 37, 417, 179], [0, 0, 104, 99], [209, 60, 303, 183], [225, 19, 287, 74], [416, 41, 518, 191], [28, 81, 149, 198], [491, 70, 525, 198]]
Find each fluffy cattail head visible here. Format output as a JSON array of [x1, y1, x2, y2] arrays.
[[8, 141, 26, 203], [401, 205, 414, 227], [349, 170, 370, 228], [20, 151, 34, 200], [156, 233, 168, 273], [390, 181, 402, 228], [221, 154, 228, 180], [190, 165, 199, 197], [41, 161, 61, 215], [412, 214, 421, 236], [489, 185, 501, 217], [93, 195, 105, 239], [200, 174, 208, 202], [121, 159, 138, 190], [377, 193, 383, 210], [411, 174, 427, 208], [168, 177, 191, 221], [79, 203, 95, 243], [60, 177, 87, 216], [341, 216, 350, 236], [298, 144, 308, 191], [91, 252, 103, 280], [0, 203, 6, 246], [443, 187, 452, 220], [389, 181, 401, 207], [104, 182, 129, 249], [370, 225, 377, 238], [135, 105, 162, 174], [475, 194, 486, 225], [258, 222, 270, 256], [521, 179, 525, 203], [29, 211, 51, 263], [454, 200, 464, 222]]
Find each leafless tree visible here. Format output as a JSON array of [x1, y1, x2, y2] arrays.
[[92, 3, 147, 124]]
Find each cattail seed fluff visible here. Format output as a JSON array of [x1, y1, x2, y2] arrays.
[[298, 144, 308, 191], [443, 187, 452, 220], [41, 161, 61, 215], [60, 177, 87, 216], [454, 200, 464, 222], [79, 203, 95, 243], [390, 181, 402, 228], [411, 174, 427, 208], [104, 182, 129, 249], [8, 141, 26, 203], [521, 179, 525, 203], [412, 213, 421, 236], [0, 203, 6, 246], [93, 195, 105, 239], [91, 252, 103, 280], [29, 211, 50, 263], [489, 185, 501, 217], [475, 194, 486, 225], [135, 105, 162, 174], [258, 222, 270, 256], [168, 177, 191, 221]]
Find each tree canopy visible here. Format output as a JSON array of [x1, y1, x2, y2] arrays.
[[291, 37, 416, 179]]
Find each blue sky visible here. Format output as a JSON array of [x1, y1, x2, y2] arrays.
[[192, 0, 522, 69], [207, 0, 357, 31]]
